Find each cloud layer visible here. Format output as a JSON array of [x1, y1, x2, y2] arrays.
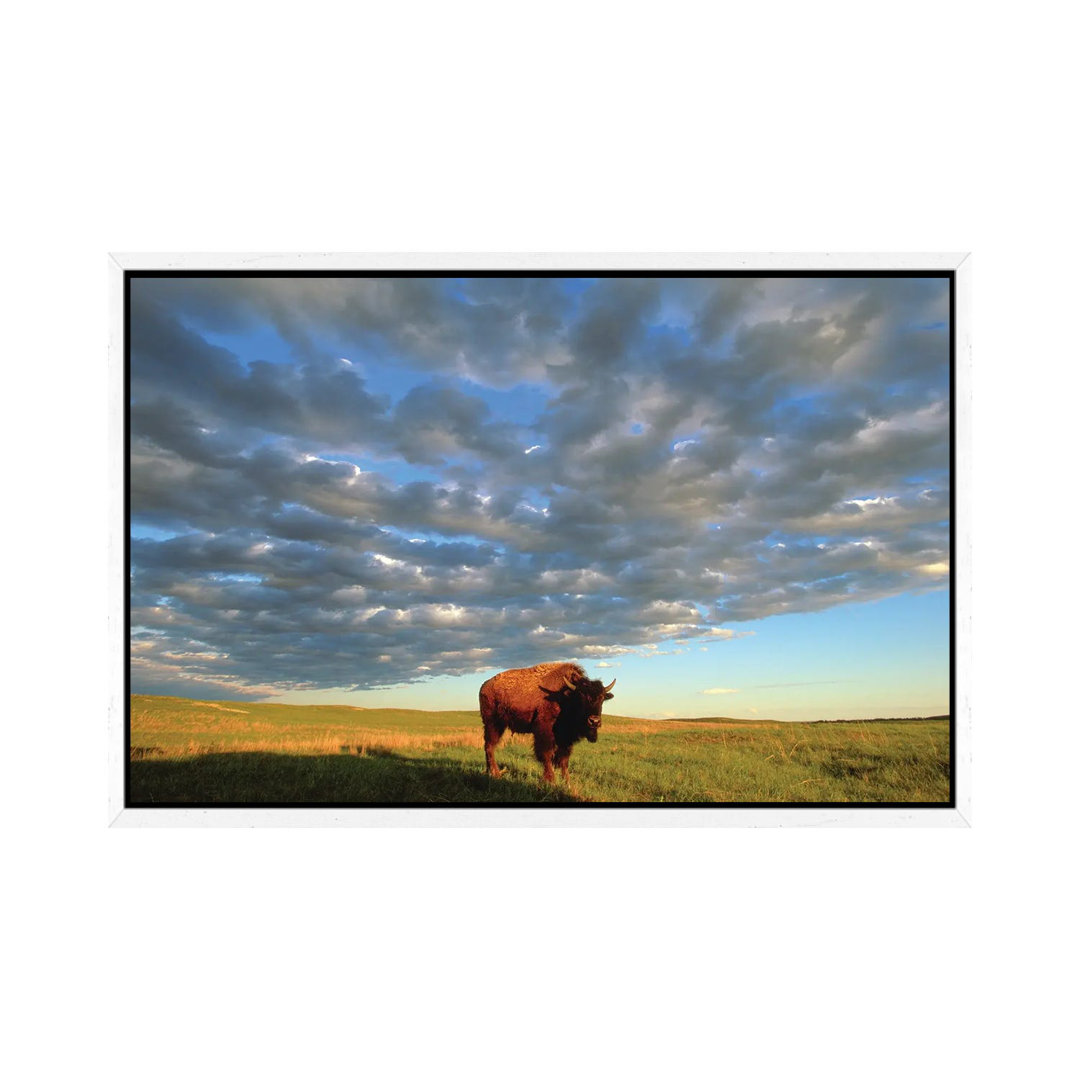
[[129, 275, 950, 698]]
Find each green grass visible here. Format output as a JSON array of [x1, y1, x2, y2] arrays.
[[129, 695, 951, 805]]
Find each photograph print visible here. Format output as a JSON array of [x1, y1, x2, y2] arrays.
[[125, 266, 955, 810]]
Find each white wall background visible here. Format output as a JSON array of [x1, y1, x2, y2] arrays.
[[4, 2, 1074, 1078]]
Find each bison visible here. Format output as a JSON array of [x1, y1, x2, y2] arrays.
[[479, 662, 616, 782]]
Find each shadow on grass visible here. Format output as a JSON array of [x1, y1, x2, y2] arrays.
[[128, 749, 583, 806]]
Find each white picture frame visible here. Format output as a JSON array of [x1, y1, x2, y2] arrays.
[[109, 252, 970, 827]]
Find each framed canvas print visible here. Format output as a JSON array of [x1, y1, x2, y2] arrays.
[[109, 254, 970, 825]]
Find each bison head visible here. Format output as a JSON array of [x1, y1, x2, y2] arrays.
[[544, 672, 616, 742]]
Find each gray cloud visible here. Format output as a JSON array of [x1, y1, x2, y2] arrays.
[[132, 276, 577, 386], [129, 275, 950, 697]]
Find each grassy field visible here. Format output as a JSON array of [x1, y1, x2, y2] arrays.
[[128, 695, 951, 805]]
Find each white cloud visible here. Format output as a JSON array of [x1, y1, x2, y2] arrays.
[[917, 561, 950, 576], [845, 495, 897, 509]]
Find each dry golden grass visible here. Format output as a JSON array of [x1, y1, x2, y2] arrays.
[[131, 708, 784, 763], [132, 726, 484, 761], [608, 717, 776, 735]]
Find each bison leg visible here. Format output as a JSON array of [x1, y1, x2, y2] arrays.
[[554, 745, 572, 781], [532, 728, 557, 783], [483, 715, 507, 777]]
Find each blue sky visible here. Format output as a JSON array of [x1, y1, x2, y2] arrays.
[[129, 275, 950, 720]]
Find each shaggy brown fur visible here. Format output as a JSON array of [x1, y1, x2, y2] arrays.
[[479, 662, 615, 782]]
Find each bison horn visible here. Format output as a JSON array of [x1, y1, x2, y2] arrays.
[[603, 678, 616, 693], [562, 675, 577, 691]]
